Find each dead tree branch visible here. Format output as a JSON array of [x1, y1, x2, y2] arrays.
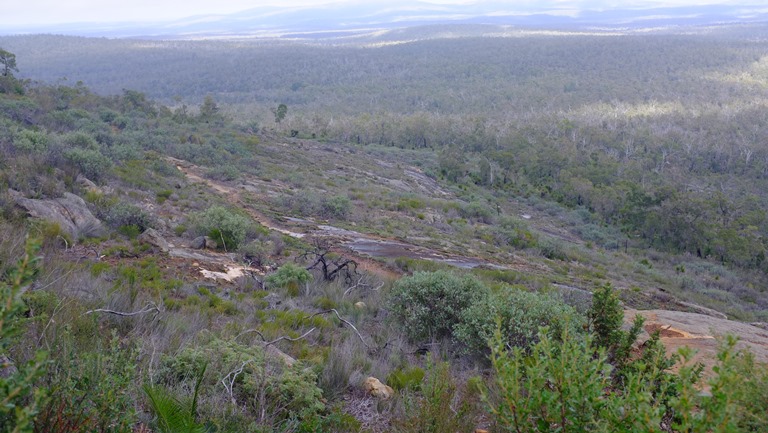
[[342, 275, 385, 298], [304, 309, 371, 350], [235, 327, 317, 347], [221, 359, 256, 406], [84, 302, 162, 319], [301, 239, 358, 283]]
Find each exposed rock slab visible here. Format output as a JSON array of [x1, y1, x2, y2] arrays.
[[11, 190, 105, 239], [626, 309, 768, 375]]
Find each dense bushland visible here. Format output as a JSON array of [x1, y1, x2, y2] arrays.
[[1, 44, 768, 432]]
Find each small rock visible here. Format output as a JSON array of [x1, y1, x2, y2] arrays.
[[363, 377, 394, 400], [191, 236, 206, 249], [354, 301, 367, 310]]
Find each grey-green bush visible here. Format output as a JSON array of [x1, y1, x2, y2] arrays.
[[388, 270, 489, 343], [190, 205, 252, 251], [455, 287, 583, 355]]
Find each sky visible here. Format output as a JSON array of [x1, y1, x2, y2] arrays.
[[0, 0, 751, 28]]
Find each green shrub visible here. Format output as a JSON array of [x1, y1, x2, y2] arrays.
[[0, 241, 47, 433], [63, 147, 112, 181], [388, 271, 489, 343], [297, 406, 361, 433], [392, 362, 477, 433], [488, 327, 768, 433], [239, 239, 270, 267], [321, 195, 351, 220], [206, 165, 240, 181], [538, 237, 568, 260], [98, 201, 153, 233], [191, 205, 252, 251], [455, 288, 584, 355], [14, 129, 49, 153], [144, 362, 207, 433], [588, 284, 643, 370], [61, 131, 98, 149], [387, 366, 425, 391], [156, 189, 173, 204], [459, 201, 494, 224], [491, 216, 538, 249], [36, 331, 137, 433], [265, 263, 312, 296], [158, 338, 325, 429]]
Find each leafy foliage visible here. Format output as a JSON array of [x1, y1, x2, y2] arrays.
[[388, 270, 489, 343], [0, 240, 47, 433], [588, 284, 644, 369], [144, 363, 207, 433], [35, 332, 138, 433], [455, 287, 583, 355], [392, 361, 477, 433], [190, 205, 252, 251], [265, 263, 312, 297]]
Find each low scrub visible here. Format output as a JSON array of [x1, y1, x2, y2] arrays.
[[388, 270, 489, 343]]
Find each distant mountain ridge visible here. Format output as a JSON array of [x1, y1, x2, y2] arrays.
[[2, 2, 768, 39]]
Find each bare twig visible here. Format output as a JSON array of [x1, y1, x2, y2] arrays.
[[234, 328, 263, 341], [342, 275, 384, 298], [84, 302, 162, 318], [237, 327, 317, 347], [221, 359, 256, 406], [304, 309, 371, 349], [264, 328, 317, 347], [37, 298, 72, 348]]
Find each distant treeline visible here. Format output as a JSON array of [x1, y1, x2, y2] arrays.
[[3, 28, 768, 271]]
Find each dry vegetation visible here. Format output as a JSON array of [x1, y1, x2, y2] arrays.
[[2, 26, 768, 432]]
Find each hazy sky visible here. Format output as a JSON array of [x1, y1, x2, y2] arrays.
[[0, 0, 750, 28]]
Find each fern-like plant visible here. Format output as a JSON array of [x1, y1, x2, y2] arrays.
[[143, 363, 207, 433]]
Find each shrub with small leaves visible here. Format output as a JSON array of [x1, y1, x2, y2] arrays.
[[455, 287, 583, 356], [388, 271, 489, 343], [265, 263, 312, 297], [392, 362, 478, 433], [0, 240, 48, 433], [321, 195, 351, 220], [62, 147, 112, 181], [191, 205, 252, 251]]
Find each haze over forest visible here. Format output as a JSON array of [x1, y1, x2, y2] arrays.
[[3, 2, 768, 432]]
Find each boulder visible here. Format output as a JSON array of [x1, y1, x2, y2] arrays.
[[204, 236, 218, 250], [362, 377, 394, 400], [11, 190, 105, 240], [190, 236, 206, 249], [76, 175, 101, 194], [138, 228, 170, 253]]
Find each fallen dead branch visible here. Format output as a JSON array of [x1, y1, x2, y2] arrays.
[[84, 302, 163, 319], [304, 308, 371, 350]]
